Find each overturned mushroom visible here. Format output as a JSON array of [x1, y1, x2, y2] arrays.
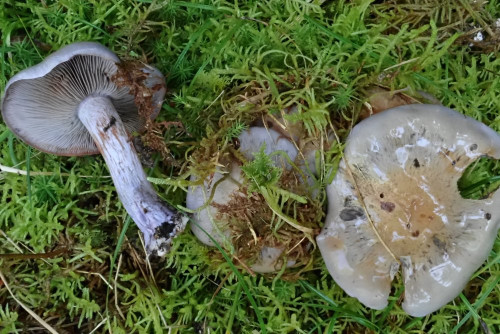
[[317, 104, 500, 317], [187, 126, 317, 273], [1, 42, 187, 256]]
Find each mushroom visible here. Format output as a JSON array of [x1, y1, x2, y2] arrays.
[[1, 42, 188, 256], [186, 126, 314, 273], [317, 104, 500, 316]]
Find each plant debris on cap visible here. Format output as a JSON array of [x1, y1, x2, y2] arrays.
[[187, 126, 319, 273], [317, 104, 500, 317], [1, 41, 164, 156]]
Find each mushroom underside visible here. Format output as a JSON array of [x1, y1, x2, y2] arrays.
[[2, 55, 142, 155], [1, 43, 187, 256]]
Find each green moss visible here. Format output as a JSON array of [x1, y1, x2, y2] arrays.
[[1, 0, 500, 333]]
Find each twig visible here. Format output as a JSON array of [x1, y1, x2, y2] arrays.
[[209, 272, 231, 304], [88, 317, 107, 334], [328, 120, 399, 264], [286, 236, 307, 255], [0, 247, 68, 260], [138, 231, 158, 288], [0, 229, 23, 253], [0, 271, 59, 334], [203, 89, 225, 112], [137, 233, 168, 328], [114, 254, 126, 320], [382, 57, 418, 72], [76, 270, 114, 291], [342, 151, 399, 264], [0, 163, 111, 178], [0, 163, 58, 176], [157, 303, 169, 329]]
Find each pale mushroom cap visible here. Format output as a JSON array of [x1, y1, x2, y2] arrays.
[[186, 127, 299, 272], [317, 104, 500, 316], [238, 127, 299, 164], [250, 246, 294, 273], [187, 162, 242, 247], [1, 42, 165, 156]]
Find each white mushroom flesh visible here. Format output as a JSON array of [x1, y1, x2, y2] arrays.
[[317, 104, 500, 316]]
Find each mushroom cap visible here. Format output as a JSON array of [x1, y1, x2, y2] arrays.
[[186, 127, 299, 272], [187, 127, 299, 246], [187, 162, 242, 247], [1, 42, 165, 156], [317, 104, 500, 317]]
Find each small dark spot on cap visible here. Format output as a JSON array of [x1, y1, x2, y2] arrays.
[[452, 160, 456, 166], [485, 212, 491, 220], [413, 158, 420, 168], [432, 235, 446, 251], [380, 201, 395, 212], [406, 223, 411, 229], [339, 207, 365, 221], [401, 258, 411, 270], [344, 196, 355, 207], [143, 208, 149, 214], [379, 193, 384, 199], [470, 144, 478, 151], [412, 230, 420, 237]]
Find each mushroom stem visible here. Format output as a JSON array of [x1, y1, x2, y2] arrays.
[[77, 95, 187, 256]]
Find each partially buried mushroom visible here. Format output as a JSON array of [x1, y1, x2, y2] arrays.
[[187, 126, 318, 273], [317, 104, 500, 317], [1, 42, 187, 256]]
